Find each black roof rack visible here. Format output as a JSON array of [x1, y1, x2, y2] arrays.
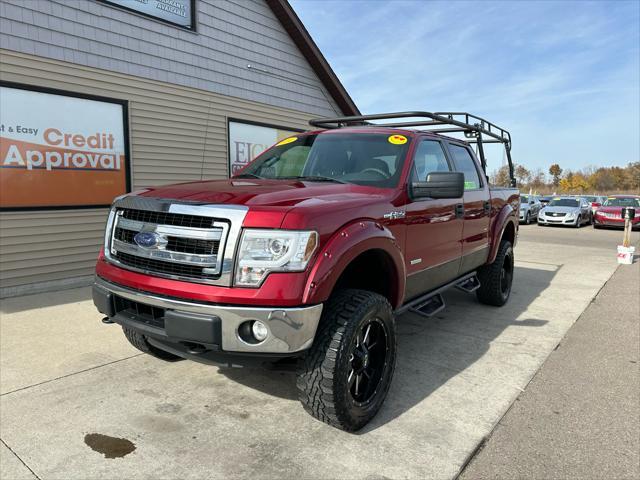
[[309, 111, 516, 187]]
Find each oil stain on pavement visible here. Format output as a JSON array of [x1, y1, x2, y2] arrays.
[[84, 433, 136, 459]]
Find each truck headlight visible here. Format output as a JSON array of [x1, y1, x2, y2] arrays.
[[234, 229, 318, 286]]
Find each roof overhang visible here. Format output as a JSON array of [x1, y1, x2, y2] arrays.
[[266, 0, 360, 116]]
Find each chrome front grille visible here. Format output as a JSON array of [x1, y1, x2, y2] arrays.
[[120, 208, 214, 229], [104, 196, 248, 285]]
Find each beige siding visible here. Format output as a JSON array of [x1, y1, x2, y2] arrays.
[[0, 50, 321, 291]]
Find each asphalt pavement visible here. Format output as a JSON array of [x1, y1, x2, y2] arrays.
[[0, 223, 637, 480], [460, 247, 639, 480]]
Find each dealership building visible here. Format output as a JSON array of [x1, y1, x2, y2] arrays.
[[0, 0, 358, 296]]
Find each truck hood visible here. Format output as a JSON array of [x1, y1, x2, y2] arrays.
[[138, 178, 394, 233], [138, 179, 391, 224]]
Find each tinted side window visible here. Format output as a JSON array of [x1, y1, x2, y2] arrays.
[[449, 144, 482, 190], [411, 140, 450, 181]]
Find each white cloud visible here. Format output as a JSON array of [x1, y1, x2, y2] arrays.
[[292, 0, 640, 171]]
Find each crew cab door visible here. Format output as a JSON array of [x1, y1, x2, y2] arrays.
[[403, 138, 464, 301], [446, 142, 491, 274]]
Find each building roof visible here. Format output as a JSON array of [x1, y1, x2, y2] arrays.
[[266, 0, 360, 116]]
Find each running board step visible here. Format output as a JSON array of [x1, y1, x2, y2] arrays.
[[409, 293, 445, 318], [455, 274, 481, 293]]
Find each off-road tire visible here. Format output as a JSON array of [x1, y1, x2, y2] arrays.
[[476, 240, 514, 307], [122, 326, 181, 361], [296, 289, 397, 431]]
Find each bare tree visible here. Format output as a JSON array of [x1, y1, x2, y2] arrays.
[[514, 165, 531, 187]]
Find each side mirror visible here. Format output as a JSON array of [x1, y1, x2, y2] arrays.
[[411, 171, 464, 199]]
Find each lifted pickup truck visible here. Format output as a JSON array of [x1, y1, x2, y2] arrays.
[[93, 111, 519, 431]]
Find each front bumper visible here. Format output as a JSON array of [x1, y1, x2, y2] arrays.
[[537, 215, 577, 226], [594, 216, 640, 228], [93, 276, 323, 355]]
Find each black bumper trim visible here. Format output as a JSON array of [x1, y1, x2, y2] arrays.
[[93, 284, 222, 349]]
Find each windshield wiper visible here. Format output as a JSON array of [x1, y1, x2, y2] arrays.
[[283, 175, 347, 184], [233, 173, 263, 179]]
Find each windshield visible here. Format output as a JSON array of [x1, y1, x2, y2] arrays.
[[603, 197, 640, 207], [549, 198, 579, 207], [582, 196, 597, 202], [521, 195, 529, 202], [236, 133, 410, 188]]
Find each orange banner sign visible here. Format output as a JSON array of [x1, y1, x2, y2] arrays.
[[0, 86, 128, 209]]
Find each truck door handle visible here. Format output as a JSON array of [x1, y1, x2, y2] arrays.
[[483, 201, 491, 214], [455, 204, 465, 218]]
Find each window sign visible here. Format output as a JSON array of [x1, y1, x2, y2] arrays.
[[228, 120, 300, 177], [101, 0, 195, 30], [0, 85, 129, 210]]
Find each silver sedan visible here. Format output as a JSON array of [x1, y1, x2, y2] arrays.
[[538, 197, 592, 228], [519, 194, 542, 224]]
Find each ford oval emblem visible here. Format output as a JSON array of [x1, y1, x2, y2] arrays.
[[134, 231, 160, 248]]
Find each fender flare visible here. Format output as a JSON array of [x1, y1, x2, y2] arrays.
[[302, 220, 406, 309], [488, 205, 518, 264]]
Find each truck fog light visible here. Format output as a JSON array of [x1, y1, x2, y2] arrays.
[[238, 320, 269, 344], [252, 321, 268, 342]]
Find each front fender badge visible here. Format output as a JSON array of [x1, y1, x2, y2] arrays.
[[384, 211, 406, 220]]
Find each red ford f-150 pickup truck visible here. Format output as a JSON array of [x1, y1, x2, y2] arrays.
[[93, 112, 520, 431]]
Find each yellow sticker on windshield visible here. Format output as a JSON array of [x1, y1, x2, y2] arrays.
[[276, 136, 298, 146], [388, 134, 407, 145]]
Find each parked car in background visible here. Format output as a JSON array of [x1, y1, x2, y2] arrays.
[[538, 196, 592, 227], [519, 194, 542, 224], [580, 195, 606, 215], [539, 196, 552, 206], [593, 195, 640, 230]]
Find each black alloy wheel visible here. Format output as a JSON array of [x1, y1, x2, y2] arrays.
[[477, 240, 514, 306], [296, 289, 397, 431], [348, 318, 390, 405], [499, 250, 514, 300]]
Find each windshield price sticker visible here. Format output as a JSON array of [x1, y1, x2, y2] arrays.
[[276, 137, 298, 146], [388, 134, 407, 145]]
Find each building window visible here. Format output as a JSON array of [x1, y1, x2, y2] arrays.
[[227, 119, 302, 177], [0, 82, 130, 210]]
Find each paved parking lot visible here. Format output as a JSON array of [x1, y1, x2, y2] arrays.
[[1, 224, 637, 480]]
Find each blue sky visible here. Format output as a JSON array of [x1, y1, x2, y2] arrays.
[[291, 0, 640, 175]]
